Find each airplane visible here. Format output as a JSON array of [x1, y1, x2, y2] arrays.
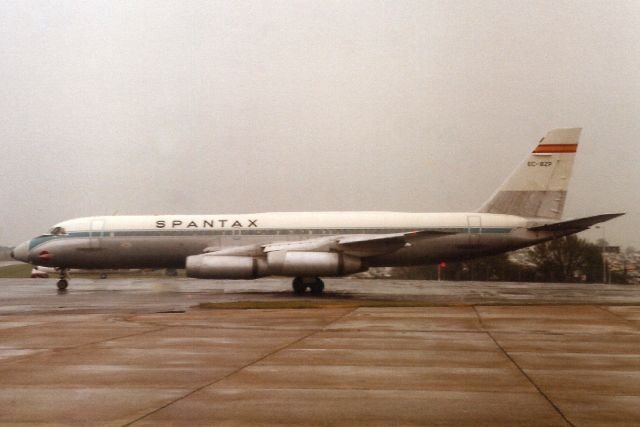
[[11, 128, 623, 292]]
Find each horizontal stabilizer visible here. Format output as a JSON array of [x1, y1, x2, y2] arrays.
[[528, 213, 625, 232]]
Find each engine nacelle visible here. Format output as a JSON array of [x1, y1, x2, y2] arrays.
[[267, 251, 363, 277], [186, 255, 269, 279]]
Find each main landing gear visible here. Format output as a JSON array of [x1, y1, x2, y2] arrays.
[[56, 268, 69, 291], [292, 277, 325, 295]]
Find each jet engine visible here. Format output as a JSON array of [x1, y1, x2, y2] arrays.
[[186, 255, 269, 279], [186, 251, 364, 279], [267, 251, 363, 276]]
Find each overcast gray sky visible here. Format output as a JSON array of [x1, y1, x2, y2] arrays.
[[1, 0, 638, 248]]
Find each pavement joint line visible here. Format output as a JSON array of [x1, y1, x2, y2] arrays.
[[0, 325, 169, 367], [123, 307, 358, 426], [594, 305, 640, 331], [123, 320, 359, 333], [56, 325, 170, 350], [0, 328, 166, 372], [471, 306, 576, 427]]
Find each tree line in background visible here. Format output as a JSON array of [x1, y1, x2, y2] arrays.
[[389, 235, 630, 284]]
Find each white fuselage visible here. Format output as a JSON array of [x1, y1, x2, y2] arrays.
[[17, 211, 548, 270]]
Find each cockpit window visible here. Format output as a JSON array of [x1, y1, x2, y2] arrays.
[[48, 227, 67, 236]]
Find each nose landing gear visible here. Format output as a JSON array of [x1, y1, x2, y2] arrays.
[[56, 268, 69, 291], [292, 277, 325, 295]]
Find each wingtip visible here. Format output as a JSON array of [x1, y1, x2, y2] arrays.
[[607, 212, 626, 219], [590, 212, 625, 225]]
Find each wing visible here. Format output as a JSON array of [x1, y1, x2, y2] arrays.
[[202, 230, 455, 258], [263, 229, 455, 257]]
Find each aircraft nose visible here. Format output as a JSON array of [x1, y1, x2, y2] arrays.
[[11, 241, 30, 263]]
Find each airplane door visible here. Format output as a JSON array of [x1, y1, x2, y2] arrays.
[[467, 215, 482, 246], [90, 219, 105, 249]]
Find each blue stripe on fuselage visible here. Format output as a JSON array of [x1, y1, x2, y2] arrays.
[[28, 226, 513, 250], [28, 233, 91, 250]]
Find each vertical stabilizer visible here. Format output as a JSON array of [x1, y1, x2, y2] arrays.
[[479, 128, 581, 219]]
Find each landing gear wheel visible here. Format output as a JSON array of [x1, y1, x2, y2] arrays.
[[310, 278, 325, 294], [292, 277, 306, 295], [56, 268, 70, 291]]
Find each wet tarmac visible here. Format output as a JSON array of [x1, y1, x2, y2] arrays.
[[1, 278, 640, 426]]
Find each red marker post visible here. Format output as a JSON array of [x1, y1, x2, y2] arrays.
[[438, 261, 446, 281]]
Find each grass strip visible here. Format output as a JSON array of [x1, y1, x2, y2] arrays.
[[0, 264, 32, 278]]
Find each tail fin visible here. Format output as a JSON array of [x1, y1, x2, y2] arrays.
[[478, 128, 581, 219]]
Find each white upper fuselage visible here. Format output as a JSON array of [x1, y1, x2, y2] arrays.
[[53, 211, 530, 233]]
